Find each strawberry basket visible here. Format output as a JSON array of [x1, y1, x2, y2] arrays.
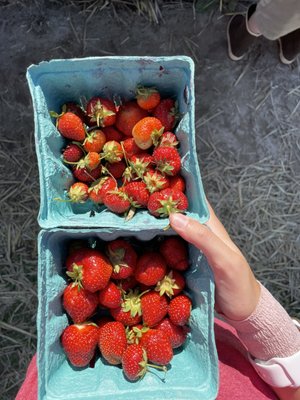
[[27, 56, 209, 229], [38, 228, 218, 400]]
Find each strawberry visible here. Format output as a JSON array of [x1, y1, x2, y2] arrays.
[[106, 160, 126, 179], [143, 169, 169, 194], [62, 283, 98, 323], [110, 305, 142, 327], [115, 275, 138, 292], [66, 246, 93, 272], [86, 97, 116, 127], [54, 112, 86, 141], [168, 294, 192, 326], [155, 318, 188, 349], [102, 126, 124, 142], [67, 248, 113, 293], [83, 129, 106, 153], [135, 252, 167, 286], [115, 101, 148, 137], [103, 188, 131, 214], [97, 316, 114, 333], [125, 181, 150, 208], [122, 344, 148, 381], [72, 164, 102, 183], [67, 182, 89, 203], [98, 321, 127, 365], [110, 289, 143, 326], [147, 188, 188, 217], [132, 117, 163, 150], [136, 86, 161, 111], [126, 324, 149, 345], [159, 237, 189, 271], [152, 146, 181, 176], [155, 270, 185, 298], [88, 177, 117, 204], [168, 175, 186, 192], [141, 291, 168, 327], [61, 322, 99, 367], [121, 137, 141, 159], [83, 152, 101, 170], [129, 153, 153, 178], [101, 140, 123, 163], [61, 102, 87, 123], [159, 131, 179, 147], [98, 281, 122, 309], [62, 143, 84, 163], [107, 239, 137, 280], [153, 98, 177, 132], [139, 329, 173, 365]]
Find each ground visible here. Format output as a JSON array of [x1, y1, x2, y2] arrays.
[[0, 1, 299, 399]]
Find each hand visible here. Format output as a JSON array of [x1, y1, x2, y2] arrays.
[[169, 203, 261, 321]]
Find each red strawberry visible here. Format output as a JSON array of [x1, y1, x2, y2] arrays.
[[125, 181, 150, 208], [129, 153, 153, 178], [139, 329, 173, 365], [126, 324, 149, 345], [121, 137, 141, 158], [122, 344, 148, 381], [72, 164, 102, 183], [62, 143, 84, 163], [83, 152, 101, 170], [86, 97, 116, 127], [88, 177, 117, 204], [155, 270, 185, 298], [110, 289, 143, 326], [110, 305, 142, 327], [66, 246, 93, 272], [141, 291, 168, 327], [107, 239, 137, 280], [61, 102, 87, 123], [115, 101, 148, 137], [159, 131, 179, 147], [168, 294, 192, 326], [168, 175, 186, 192], [132, 117, 163, 150], [83, 129, 106, 153], [62, 283, 98, 323], [54, 112, 86, 141], [152, 146, 181, 176], [102, 126, 124, 142], [97, 316, 114, 333], [98, 321, 127, 365], [101, 140, 123, 163], [61, 323, 99, 367], [135, 252, 167, 286], [103, 188, 131, 214], [143, 169, 169, 194], [147, 188, 188, 217], [67, 182, 89, 203], [155, 318, 188, 349], [98, 281, 122, 309], [136, 86, 161, 111], [106, 160, 126, 179], [159, 237, 189, 271], [153, 98, 177, 132], [66, 248, 113, 293]]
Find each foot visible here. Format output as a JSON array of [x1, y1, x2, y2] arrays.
[[278, 28, 300, 65]]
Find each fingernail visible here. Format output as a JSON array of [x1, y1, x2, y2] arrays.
[[169, 213, 189, 229]]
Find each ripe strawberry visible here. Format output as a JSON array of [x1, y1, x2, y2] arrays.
[[101, 140, 123, 163], [106, 160, 126, 179], [98, 281, 122, 309], [152, 146, 181, 176], [98, 321, 127, 365], [61, 102, 87, 123], [67, 182, 89, 203], [111, 288, 143, 326], [86, 97, 116, 127], [115, 101, 148, 137], [103, 188, 131, 214], [135, 252, 167, 286], [147, 188, 188, 217], [159, 131, 179, 147], [88, 177, 117, 204], [54, 112, 86, 141], [61, 323, 99, 367], [121, 137, 141, 158], [122, 344, 148, 381], [102, 126, 124, 142], [126, 324, 149, 345], [141, 291, 168, 327], [153, 98, 177, 131], [155, 318, 188, 349], [67, 248, 113, 293], [155, 270, 185, 298], [83, 152, 101, 170], [136, 86, 161, 111], [139, 329, 173, 365], [168, 294, 192, 326], [83, 129, 106, 153], [168, 175, 186, 192], [62, 143, 84, 163], [107, 239, 137, 280], [125, 181, 150, 208], [143, 169, 169, 193], [132, 117, 163, 150], [110, 305, 142, 327], [62, 283, 98, 323], [72, 164, 102, 183], [129, 153, 153, 178], [159, 237, 189, 271], [97, 316, 114, 334], [66, 246, 93, 272]]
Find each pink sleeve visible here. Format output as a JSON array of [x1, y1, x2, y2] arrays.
[[224, 282, 300, 361]]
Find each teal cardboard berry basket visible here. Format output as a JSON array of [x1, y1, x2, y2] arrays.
[[37, 228, 218, 400], [27, 56, 209, 229]]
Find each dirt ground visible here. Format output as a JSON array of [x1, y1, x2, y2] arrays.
[[0, 1, 299, 399]]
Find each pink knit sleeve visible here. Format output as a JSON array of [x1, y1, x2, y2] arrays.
[[224, 282, 300, 361]]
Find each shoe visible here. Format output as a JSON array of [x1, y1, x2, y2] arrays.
[[278, 28, 300, 64], [227, 4, 260, 61]]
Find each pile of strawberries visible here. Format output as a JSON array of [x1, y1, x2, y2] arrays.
[[51, 86, 188, 218], [61, 235, 192, 381]]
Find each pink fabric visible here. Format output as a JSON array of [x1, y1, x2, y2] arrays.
[[15, 319, 278, 400], [225, 283, 300, 360]]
